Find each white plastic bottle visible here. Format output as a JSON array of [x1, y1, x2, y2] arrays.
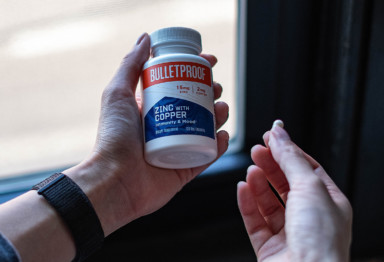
[[141, 27, 217, 169]]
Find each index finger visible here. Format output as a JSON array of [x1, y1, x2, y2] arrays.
[[263, 130, 321, 170], [268, 125, 316, 186]]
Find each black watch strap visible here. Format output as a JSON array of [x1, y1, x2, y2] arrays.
[[32, 173, 104, 262]]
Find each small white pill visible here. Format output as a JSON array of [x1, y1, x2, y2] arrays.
[[272, 119, 284, 129]]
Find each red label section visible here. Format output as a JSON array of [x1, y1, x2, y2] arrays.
[[142, 61, 212, 89]]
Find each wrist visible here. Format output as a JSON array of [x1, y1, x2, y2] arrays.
[[0, 191, 76, 262], [64, 153, 137, 236]]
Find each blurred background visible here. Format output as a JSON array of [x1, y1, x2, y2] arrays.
[[0, 0, 237, 178]]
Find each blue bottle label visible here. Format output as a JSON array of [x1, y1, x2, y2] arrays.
[[144, 96, 215, 142]]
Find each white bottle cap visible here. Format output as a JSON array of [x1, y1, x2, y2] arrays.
[[150, 27, 202, 55]]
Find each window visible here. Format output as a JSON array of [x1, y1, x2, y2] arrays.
[[0, 0, 240, 179]]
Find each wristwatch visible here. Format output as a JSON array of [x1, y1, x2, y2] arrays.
[[32, 173, 104, 262]]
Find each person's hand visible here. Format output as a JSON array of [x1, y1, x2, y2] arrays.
[[237, 121, 352, 262], [65, 33, 229, 235]]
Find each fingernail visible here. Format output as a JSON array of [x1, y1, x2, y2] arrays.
[[237, 181, 246, 189], [250, 145, 257, 154], [247, 165, 256, 173], [136, 33, 148, 45]]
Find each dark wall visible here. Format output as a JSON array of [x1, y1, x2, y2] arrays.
[[352, 0, 384, 256], [245, 0, 319, 149]]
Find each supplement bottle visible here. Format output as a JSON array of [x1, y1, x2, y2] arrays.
[[141, 27, 217, 169]]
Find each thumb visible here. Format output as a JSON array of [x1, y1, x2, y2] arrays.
[[109, 33, 150, 96]]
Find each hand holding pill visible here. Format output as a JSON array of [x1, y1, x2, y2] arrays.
[[238, 120, 353, 262]]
